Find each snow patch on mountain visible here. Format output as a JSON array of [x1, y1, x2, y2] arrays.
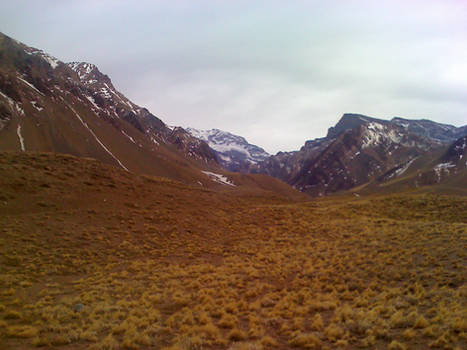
[[66, 103, 129, 172], [201, 171, 235, 186], [433, 162, 456, 182], [100, 86, 112, 99], [362, 122, 403, 148], [68, 62, 97, 81], [17, 75, 44, 96], [16, 124, 25, 151], [121, 130, 136, 144], [454, 138, 466, 153], [434, 162, 456, 170], [0, 90, 14, 105], [30, 101, 43, 111], [24, 48, 60, 69], [187, 128, 269, 171], [85, 95, 101, 110], [122, 130, 136, 144], [41, 54, 60, 69], [0, 90, 24, 117], [395, 157, 418, 177]]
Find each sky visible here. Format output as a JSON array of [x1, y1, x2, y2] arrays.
[[1, 0, 466, 154]]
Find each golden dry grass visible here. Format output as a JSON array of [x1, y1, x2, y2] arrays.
[[0, 152, 466, 349]]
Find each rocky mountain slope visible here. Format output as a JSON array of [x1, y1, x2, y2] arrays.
[[252, 113, 466, 196], [0, 32, 309, 198], [391, 117, 467, 143], [1, 32, 464, 197], [0, 33, 219, 179], [186, 128, 270, 172], [357, 133, 467, 196]]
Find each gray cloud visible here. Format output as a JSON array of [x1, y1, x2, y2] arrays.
[[1, 0, 466, 153]]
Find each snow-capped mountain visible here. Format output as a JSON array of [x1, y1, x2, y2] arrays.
[[290, 118, 434, 195], [253, 113, 466, 196], [186, 128, 270, 172]]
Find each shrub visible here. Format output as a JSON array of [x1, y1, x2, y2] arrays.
[[413, 315, 429, 329], [422, 325, 437, 338], [429, 331, 451, 348], [388, 340, 406, 350], [218, 314, 237, 329], [390, 311, 410, 328], [310, 313, 324, 331], [6, 325, 39, 338], [334, 304, 353, 322], [93, 334, 119, 350], [3, 310, 21, 320], [451, 317, 467, 333], [360, 334, 376, 347], [260, 335, 277, 347], [199, 322, 221, 339], [227, 341, 263, 350], [248, 323, 264, 338], [228, 328, 247, 341], [31, 335, 49, 347], [289, 332, 322, 349], [402, 328, 416, 339], [335, 339, 348, 347], [324, 323, 345, 342]]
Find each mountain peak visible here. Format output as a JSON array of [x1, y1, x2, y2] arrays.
[[0, 33, 220, 176], [186, 127, 270, 172], [68, 61, 97, 73], [66, 62, 110, 86], [326, 113, 388, 138], [0, 32, 62, 70]]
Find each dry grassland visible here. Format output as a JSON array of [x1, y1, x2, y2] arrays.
[[0, 153, 466, 349]]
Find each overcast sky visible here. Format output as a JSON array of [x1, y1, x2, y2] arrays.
[[1, 1, 466, 153]]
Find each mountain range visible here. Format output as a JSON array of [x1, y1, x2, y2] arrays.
[[0, 32, 466, 197], [0, 34, 215, 174], [1, 27, 465, 350], [252, 113, 466, 196], [0, 32, 307, 200]]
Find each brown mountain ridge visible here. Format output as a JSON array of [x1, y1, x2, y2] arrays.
[[0, 32, 306, 199], [252, 114, 467, 196], [1, 32, 465, 198]]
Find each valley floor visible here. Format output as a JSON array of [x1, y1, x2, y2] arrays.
[[0, 153, 466, 350]]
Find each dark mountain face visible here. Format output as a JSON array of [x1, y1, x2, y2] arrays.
[[439, 135, 467, 168], [254, 113, 465, 196], [326, 113, 390, 138], [422, 135, 467, 184], [291, 121, 435, 195], [391, 117, 467, 143], [0, 32, 219, 184], [250, 137, 332, 184], [374, 134, 467, 191]]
